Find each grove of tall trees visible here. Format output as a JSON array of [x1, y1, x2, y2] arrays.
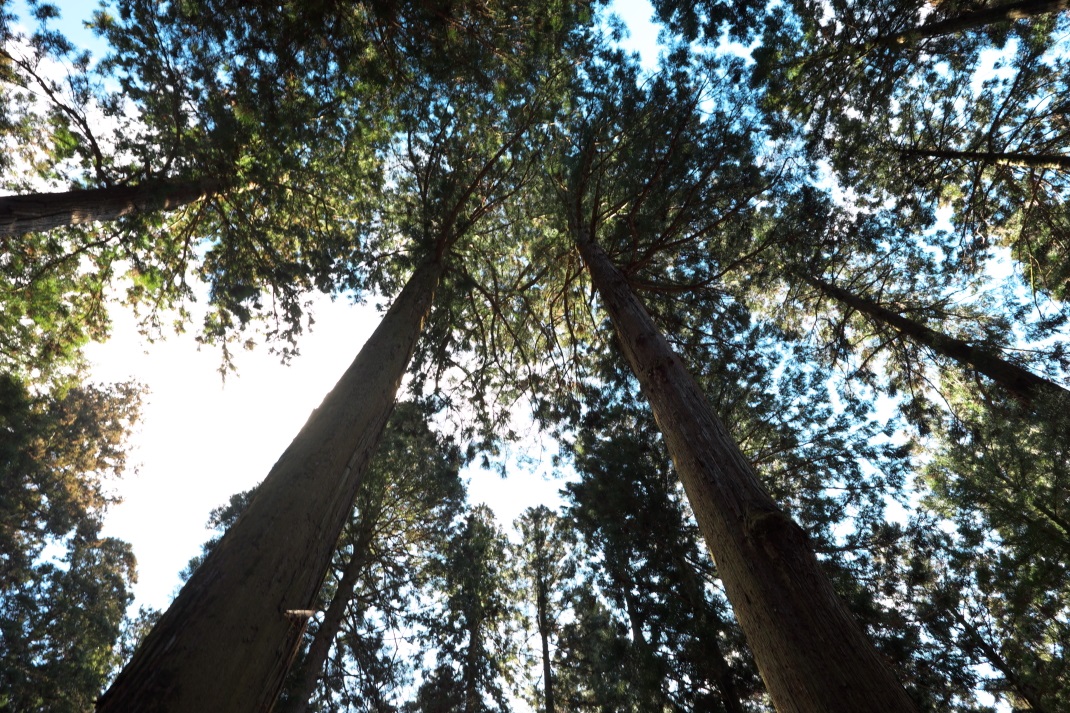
[[2, 0, 1068, 711]]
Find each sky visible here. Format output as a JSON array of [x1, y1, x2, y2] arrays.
[[17, 0, 663, 613]]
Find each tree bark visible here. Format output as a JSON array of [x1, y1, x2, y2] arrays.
[[878, 0, 1069, 45], [897, 147, 1070, 171], [802, 273, 1069, 406], [575, 232, 918, 713], [464, 618, 482, 713], [0, 179, 222, 237], [96, 257, 445, 713]]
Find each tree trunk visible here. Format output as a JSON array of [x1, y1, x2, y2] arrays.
[[464, 619, 482, 713], [575, 232, 918, 713], [802, 273, 1069, 405], [0, 179, 222, 237], [281, 518, 378, 713], [96, 258, 445, 713], [879, 0, 1069, 45], [897, 147, 1070, 171], [537, 581, 556, 713]]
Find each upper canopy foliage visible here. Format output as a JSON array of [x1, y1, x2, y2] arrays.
[[3, 0, 1070, 710]]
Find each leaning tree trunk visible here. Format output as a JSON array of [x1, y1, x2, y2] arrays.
[[949, 610, 1051, 713], [97, 257, 445, 713], [0, 178, 222, 237], [282, 512, 379, 713], [575, 232, 918, 713], [896, 147, 1070, 171], [878, 0, 1069, 45], [802, 273, 1069, 406]]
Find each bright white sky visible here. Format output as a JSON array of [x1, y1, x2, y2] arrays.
[[20, 0, 662, 612]]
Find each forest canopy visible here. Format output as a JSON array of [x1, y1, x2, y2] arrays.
[[1, 0, 1069, 712]]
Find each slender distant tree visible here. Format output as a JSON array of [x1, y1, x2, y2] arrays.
[[565, 399, 756, 713], [406, 505, 516, 713], [798, 271, 1070, 406], [281, 400, 465, 713], [512, 506, 577, 713]]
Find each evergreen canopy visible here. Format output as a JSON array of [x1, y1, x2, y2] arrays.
[[1, 0, 1068, 711]]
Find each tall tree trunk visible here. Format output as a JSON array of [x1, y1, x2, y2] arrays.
[[282, 516, 379, 713], [878, 0, 1069, 45], [536, 580, 556, 713], [97, 257, 445, 713], [897, 147, 1070, 171], [575, 232, 918, 713], [0, 179, 222, 237], [802, 273, 1069, 405]]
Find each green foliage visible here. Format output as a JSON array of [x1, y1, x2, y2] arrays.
[[912, 381, 1070, 710], [292, 400, 466, 712], [0, 0, 392, 376], [0, 224, 114, 382], [8, 2, 1070, 711], [0, 372, 140, 711], [510, 506, 576, 712], [407, 505, 516, 713]]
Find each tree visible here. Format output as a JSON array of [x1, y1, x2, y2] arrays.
[[0, 0, 390, 379], [736, 0, 1070, 300], [565, 397, 756, 713], [512, 506, 576, 713], [100, 1, 585, 705], [547, 48, 918, 710], [798, 271, 1070, 406], [281, 399, 465, 713], [1, 0, 388, 237], [406, 505, 516, 713], [569, 193, 916, 713], [884, 51, 1070, 299], [97, 255, 448, 713], [0, 372, 141, 712], [870, 0, 1070, 47], [902, 375, 1069, 711]]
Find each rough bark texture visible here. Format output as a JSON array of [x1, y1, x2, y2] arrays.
[[897, 147, 1070, 171], [0, 179, 221, 237], [882, 0, 1069, 44], [804, 273, 1069, 405], [96, 259, 444, 713], [576, 234, 918, 713]]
